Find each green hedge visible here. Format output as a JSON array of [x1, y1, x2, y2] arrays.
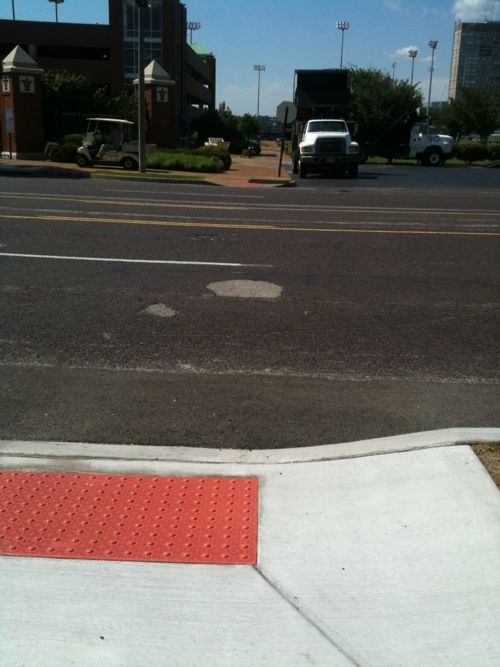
[[61, 133, 84, 145], [193, 145, 231, 170], [146, 150, 224, 173], [454, 141, 500, 164], [48, 142, 78, 162], [488, 143, 500, 161], [454, 142, 488, 164]]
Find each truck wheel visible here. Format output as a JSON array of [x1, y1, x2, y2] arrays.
[[292, 158, 299, 174], [76, 154, 90, 168], [121, 157, 138, 171], [298, 162, 308, 179], [347, 164, 358, 178], [358, 148, 368, 164], [424, 149, 443, 166]]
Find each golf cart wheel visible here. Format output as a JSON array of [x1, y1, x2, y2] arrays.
[[121, 157, 138, 171], [76, 154, 91, 168]]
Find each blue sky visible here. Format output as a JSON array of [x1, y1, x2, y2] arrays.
[[2, 0, 499, 115]]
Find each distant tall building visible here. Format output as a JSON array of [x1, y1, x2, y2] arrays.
[[449, 21, 500, 98]]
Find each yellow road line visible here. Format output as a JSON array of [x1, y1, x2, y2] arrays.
[[0, 195, 244, 212], [0, 193, 499, 217], [1, 213, 499, 237]]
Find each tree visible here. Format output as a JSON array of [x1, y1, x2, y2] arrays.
[[217, 102, 239, 135], [191, 109, 257, 153], [103, 89, 136, 123], [430, 100, 465, 141], [349, 67, 423, 123], [43, 70, 98, 138], [238, 113, 260, 140], [43, 70, 137, 140], [190, 109, 232, 144], [452, 87, 500, 143]]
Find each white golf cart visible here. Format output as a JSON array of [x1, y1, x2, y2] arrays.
[[76, 118, 156, 170]]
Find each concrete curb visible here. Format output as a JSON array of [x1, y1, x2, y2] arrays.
[[248, 178, 296, 187], [1, 428, 499, 467], [92, 172, 218, 186], [0, 164, 87, 179]]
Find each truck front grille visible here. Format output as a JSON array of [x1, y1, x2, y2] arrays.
[[316, 137, 345, 154]]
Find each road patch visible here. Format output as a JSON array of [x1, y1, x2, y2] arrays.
[[143, 303, 177, 318], [207, 280, 283, 299]]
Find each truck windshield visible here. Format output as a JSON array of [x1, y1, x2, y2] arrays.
[[308, 121, 346, 133]]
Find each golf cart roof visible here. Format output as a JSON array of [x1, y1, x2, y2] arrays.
[[87, 118, 134, 125]]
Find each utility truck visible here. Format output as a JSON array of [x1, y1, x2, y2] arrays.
[[352, 116, 453, 166], [291, 69, 453, 177]]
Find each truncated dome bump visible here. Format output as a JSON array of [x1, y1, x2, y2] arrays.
[[0, 472, 258, 565]]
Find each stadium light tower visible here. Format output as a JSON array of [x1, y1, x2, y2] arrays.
[[336, 21, 350, 68], [187, 21, 201, 44], [254, 64, 265, 121], [427, 40, 438, 119], [408, 49, 418, 86], [48, 0, 64, 23]]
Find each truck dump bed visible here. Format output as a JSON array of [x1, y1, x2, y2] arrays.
[[294, 69, 351, 121]]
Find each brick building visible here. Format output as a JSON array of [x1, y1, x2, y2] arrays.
[[0, 0, 216, 146]]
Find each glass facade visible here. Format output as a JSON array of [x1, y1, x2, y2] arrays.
[[449, 21, 500, 98], [123, 0, 164, 79]]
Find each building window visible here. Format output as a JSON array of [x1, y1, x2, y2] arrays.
[[123, 0, 164, 79]]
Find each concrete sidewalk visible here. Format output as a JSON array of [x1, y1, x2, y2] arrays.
[[1, 428, 499, 667], [0, 143, 293, 188]]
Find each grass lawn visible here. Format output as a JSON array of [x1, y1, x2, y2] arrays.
[[366, 156, 497, 167]]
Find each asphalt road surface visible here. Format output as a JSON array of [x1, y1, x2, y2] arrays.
[[1, 165, 499, 448]]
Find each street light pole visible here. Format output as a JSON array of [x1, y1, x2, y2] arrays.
[[136, 0, 148, 174], [254, 64, 265, 122], [408, 49, 418, 86], [186, 21, 201, 45], [427, 40, 438, 120], [336, 21, 350, 69], [392, 62, 397, 81], [11, 0, 15, 20]]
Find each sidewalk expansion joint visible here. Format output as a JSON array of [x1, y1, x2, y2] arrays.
[[252, 564, 367, 667]]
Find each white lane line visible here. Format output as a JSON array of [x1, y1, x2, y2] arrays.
[[0, 252, 271, 268]]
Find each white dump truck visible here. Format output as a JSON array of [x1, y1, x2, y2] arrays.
[[293, 118, 361, 178]]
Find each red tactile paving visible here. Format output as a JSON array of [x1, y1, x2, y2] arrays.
[[0, 472, 258, 565]]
